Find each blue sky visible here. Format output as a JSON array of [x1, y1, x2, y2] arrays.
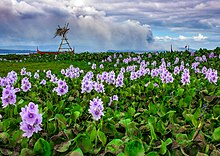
[[0, 0, 219, 52]]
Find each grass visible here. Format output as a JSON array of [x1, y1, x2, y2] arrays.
[[0, 60, 89, 77]]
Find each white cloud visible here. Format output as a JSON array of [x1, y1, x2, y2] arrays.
[[193, 33, 208, 41], [155, 36, 172, 41], [179, 35, 189, 40]]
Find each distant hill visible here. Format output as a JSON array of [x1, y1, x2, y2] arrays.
[[0, 49, 36, 55], [107, 49, 165, 53], [177, 47, 197, 52]]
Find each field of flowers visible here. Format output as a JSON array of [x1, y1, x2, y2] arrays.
[[0, 48, 220, 156]]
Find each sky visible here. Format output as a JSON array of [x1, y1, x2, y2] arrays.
[[0, 0, 219, 52]]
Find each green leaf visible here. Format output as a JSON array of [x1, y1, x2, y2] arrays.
[[148, 103, 157, 115], [213, 105, 220, 117], [18, 99, 24, 105], [97, 130, 107, 146], [176, 134, 188, 146], [179, 98, 184, 108], [55, 114, 67, 130], [54, 140, 72, 152], [90, 127, 97, 142], [147, 151, 159, 156], [47, 122, 57, 135], [76, 134, 92, 153], [73, 111, 80, 122], [117, 152, 126, 156], [148, 122, 157, 141], [185, 113, 198, 127], [20, 148, 34, 156], [33, 138, 51, 156], [105, 139, 124, 155], [69, 148, 84, 156], [124, 140, 145, 156], [119, 119, 131, 128], [184, 96, 192, 106], [165, 138, 172, 146], [159, 140, 167, 155], [212, 127, 220, 141], [177, 88, 184, 96], [127, 107, 136, 117]]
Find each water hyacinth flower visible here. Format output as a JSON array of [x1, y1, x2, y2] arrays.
[[61, 69, 65, 75], [40, 79, 46, 85], [174, 57, 179, 64], [174, 66, 180, 75], [34, 72, 39, 79], [21, 77, 31, 92], [205, 68, 218, 84], [92, 63, 96, 69], [46, 70, 52, 78], [20, 67, 27, 75], [100, 64, 104, 69], [154, 83, 159, 87], [181, 68, 190, 85], [53, 79, 68, 96], [81, 79, 93, 93], [1, 85, 19, 108], [89, 97, 104, 121], [112, 95, 118, 101], [20, 102, 42, 138]]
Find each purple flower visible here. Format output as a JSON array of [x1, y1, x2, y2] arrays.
[[21, 77, 31, 92], [92, 63, 96, 69], [20, 122, 35, 138], [53, 80, 68, 96], [1, 86, 18, 108], [61, 69, 65, 75], [112, 95, 118, 101], [34, 72, 39, 79], [154, 83, 159, 87], [19, 102, 42, 138], [40, 79, 46, 85], [89, 97, 104, 121], [100, 64, 104, 69], [181, 69, 190, 85]]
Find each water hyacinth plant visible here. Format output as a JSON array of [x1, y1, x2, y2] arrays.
[[20, 102, 42, 138], [0, 48, 219, 155]]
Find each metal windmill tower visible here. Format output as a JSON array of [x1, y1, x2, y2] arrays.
[[54, 23, 74, 53]]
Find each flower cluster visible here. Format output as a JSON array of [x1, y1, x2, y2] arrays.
[[21, 77, 31, 92], [209, 52, 216, 58], [20, 102, 42, 138], [89, 97, 104, 121], [160, 69, 174, 83], [205, 68, 218, 84], [1, 85, 20, 108], [53, 79, 68, 96], [81, 72, 94, 93], [0, 71, 18, 87], [181, 68, 190, 85], [174, 66, 180, 75], [64, 65, 83, 78], [115, 72, 124, 87]]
